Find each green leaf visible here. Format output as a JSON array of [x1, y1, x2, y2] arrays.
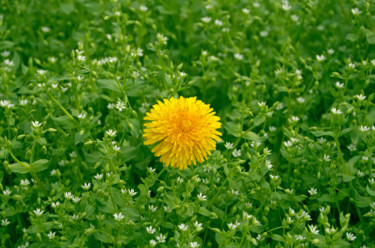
[[366, 186, 375, 197], [271, 234, 284, 242], [243, 130, 261, 142], [52, 116, 76, 130], [32, 159, 49, 173], [346, 33, 357, 42], [224, 122, 241, 137], [365, 29, 375, 44], [93, 231, 113, 243], [10, 162, 30, 174], [97, 79, 122, 92], [60, 3, 74, 14], [75, 130, 90, 144], [311, 130, 334, 137], [253, 115, 265, 126], [338, 127, 353, 137], [122, 207, 140, 221]]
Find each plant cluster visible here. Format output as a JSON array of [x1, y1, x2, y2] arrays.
[[1, 0, 375, 247]]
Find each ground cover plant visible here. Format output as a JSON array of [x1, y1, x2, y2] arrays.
[[1, 0, 375, 247]]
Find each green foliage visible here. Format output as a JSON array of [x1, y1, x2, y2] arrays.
[[1, 0, 375, 247]]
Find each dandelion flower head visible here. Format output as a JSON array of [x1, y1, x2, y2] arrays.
[[143, 96, 222, 170]]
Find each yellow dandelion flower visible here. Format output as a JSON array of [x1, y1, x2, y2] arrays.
[[143, 96, 222, 170]]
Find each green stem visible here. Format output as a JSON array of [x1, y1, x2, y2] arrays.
[[46, 90, 76, 124], [334, 135, 346, 173]]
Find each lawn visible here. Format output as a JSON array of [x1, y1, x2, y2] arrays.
[[1, 0, 375, 247]]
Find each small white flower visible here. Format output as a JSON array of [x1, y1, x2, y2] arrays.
[[20, 179, 30, 186], [47, 231, 55, 239], [295, 235, 306, 241], [269, 126, 276, 132], [31, 121, 42, 128], [209, 55, 219, 61], [276, 102, 284, 110], [234, 53, 244, 60], [201, 17, 211, 23], [41, 26, 50, 33], [232, 149, 241, 157], [19, 99, 28, 106], [357, 170, 364, 177], [1, 219, 10, 226], [1, 51, 10, 57], [177, 177, 184, 183], [308, 225, 319, 235], [106, 129, 116, 137], [369, 178, 375, 185], [156, 233, 167, 243], [316, 54, 325, 61], [178, 223, 188, 231], [224, 142, 233, 150], [156, 33, 168, 45], [4, 59, 14, 67], [348, 63, 355, 69], [243, 211, 253, 220], [146, 226, 156, 234], [194, 221, 202, 229], [128, 189, 137, 196], [348, 144, 357, 151], [270, 174, 280, 181], [362, 156, 369, 161], [149, 240, 157, 247], [291, 116, 299, 122], [70, 151, 77, 158], [116, 101, 126, 111], [296, 97, 305, 103], [77, 55, 86, 62], [94, 173, 103, 180], [371, 60, 375, 66], [64, 192, 73, 199], [258, 101, 267, 107], [359, 126, 370, 132], [308, 188, 318, 196], [260, 30, 268, 37], [214, 19, 223, 26], [323, 154, 331, 162], [140, 5, 148, 11], [227, 221, 240, 230], [190, 242, 199, 248], [149, 205, 157, 212], [113, 145, 120, 151], [281, 0, 291, 11], [77, 113, 86, 119], [148, 167, 156, 173], [362, 60, 367, 66], [205, 4, 213, 9], [265, 160, 273, 170], [331, 108, 342, 115], [33, 208, 44, 216], [242, 8, 250, 14], [291, 14, 299, 22], [351, 8, 361, 15], [356, 94, 366, 101], [197, 193, 207, 201], [163, 206, 172, 212], [346, 232, 357, 241], [37, 69, 47, 76], [319, 206, 326, 213], [3, 189, 11, 196], [328, 48, 335, 54], [81, 182, 91, 190], [51, 201, 60, 208], [253, 2, 260, 8], [114, 212, 124, 221], [72, 196, 81, 203]]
